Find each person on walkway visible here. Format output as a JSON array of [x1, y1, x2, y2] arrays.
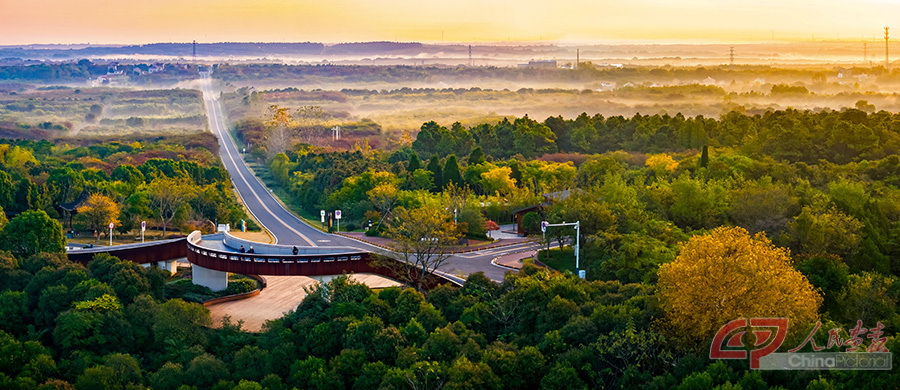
[[248, 246, 255, 254], [292, 246, 299, 255], [239, 245, 246, 253]]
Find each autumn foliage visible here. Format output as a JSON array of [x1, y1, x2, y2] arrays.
[[657, 226, 822, 343]]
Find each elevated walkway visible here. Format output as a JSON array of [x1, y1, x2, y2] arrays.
[[188, 231, 459, 291]]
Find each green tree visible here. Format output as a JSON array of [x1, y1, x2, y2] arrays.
[[796, 255, 849, 315], [148, 362, 184, 390], [0, 171, 14, 211], [443, 155, 463, 188], [110, 165, 145, 187], [445, 357, 501, 390], [788, 204, 863, 262], [0, 210, 66, 258], [75, 365, 116, 390], [521, 211, 542, 236], [384, 205, 463, 291], [668, 175, 730, 230], [407, 153, 422, 173], [427, 155, 443, 192], [148, 178, 195, 236], [185, 353, 229, 389], [468, 147, 486, 166]]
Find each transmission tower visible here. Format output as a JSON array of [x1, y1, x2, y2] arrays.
[[192, 40, 197, 60], [468, 45, 472, 67], [864, 41, 868, 63], [729, 46, 735, 67]]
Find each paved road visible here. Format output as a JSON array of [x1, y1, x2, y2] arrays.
[[199, 78, 520, 282]]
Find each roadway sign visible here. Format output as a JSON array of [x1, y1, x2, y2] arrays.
[[335, 210, 342, 220], [141, 221, 146, 232], [109, 222, 115, 229], [320, 210, 326, 223], [541, 221, 548, 233]]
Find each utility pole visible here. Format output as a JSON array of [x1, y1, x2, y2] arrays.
[[192, 40, 197, 60], [468, 45, 472, 67], [576, 48, 580, 68], [885, 27, 890, 72]]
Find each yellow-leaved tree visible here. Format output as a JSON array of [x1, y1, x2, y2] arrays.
[[76, 193, 120, 240], [657, 226, 821, 344]]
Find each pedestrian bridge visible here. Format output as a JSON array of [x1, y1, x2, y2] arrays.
[[68, 231, 459, 291]]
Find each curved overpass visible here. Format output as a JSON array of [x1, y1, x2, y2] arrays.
[[187, 232, 455, 290], [67, 237, 187, 273]]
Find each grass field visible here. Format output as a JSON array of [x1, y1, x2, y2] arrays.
[[537, 246, 577, 273]]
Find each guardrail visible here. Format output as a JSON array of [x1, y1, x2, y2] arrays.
[[67, 236, 188, 264]]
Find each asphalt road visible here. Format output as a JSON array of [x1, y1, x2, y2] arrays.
[[200, 78, 521, 282]]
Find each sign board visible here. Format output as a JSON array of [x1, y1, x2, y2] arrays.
[[217, 224, 230, 232], [109, 222, 115, 229], [541, 221, 548, 233], [335, 210, 342, 220], [578, 270, 586, 279], [320, 210, 326, 223], [141, 221, 146, 232]]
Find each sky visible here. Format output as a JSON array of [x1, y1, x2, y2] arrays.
[[1, 0, 899, 45]]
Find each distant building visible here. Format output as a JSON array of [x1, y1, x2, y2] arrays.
[[518, 60, 557, 69], [512, 190, 573, 235], [91, 73, 127, 87]]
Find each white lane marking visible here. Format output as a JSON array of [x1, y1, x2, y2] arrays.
[[201, 81, 317, 246]]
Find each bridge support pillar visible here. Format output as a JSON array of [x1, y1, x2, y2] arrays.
[[192, 264, 228, 291], [158, 260, 178, 275]]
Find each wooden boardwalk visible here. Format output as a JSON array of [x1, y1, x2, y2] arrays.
[[206, 274, 401, 332]]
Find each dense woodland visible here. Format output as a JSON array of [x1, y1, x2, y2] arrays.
[[0, 133, 249, 236], [255, 108, 900, 275]]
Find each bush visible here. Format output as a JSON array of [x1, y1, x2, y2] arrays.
[[365, 223, 386, 237], [225, 279, 257, 295], [522, 211, 542, 236]]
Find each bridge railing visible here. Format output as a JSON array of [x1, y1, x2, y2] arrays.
[[187, 231, 369, 264], [220, 231, 364, 255], [187, 244, 366, 264]]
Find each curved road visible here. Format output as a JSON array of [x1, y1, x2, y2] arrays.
[[200, 78, 533, 281]]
